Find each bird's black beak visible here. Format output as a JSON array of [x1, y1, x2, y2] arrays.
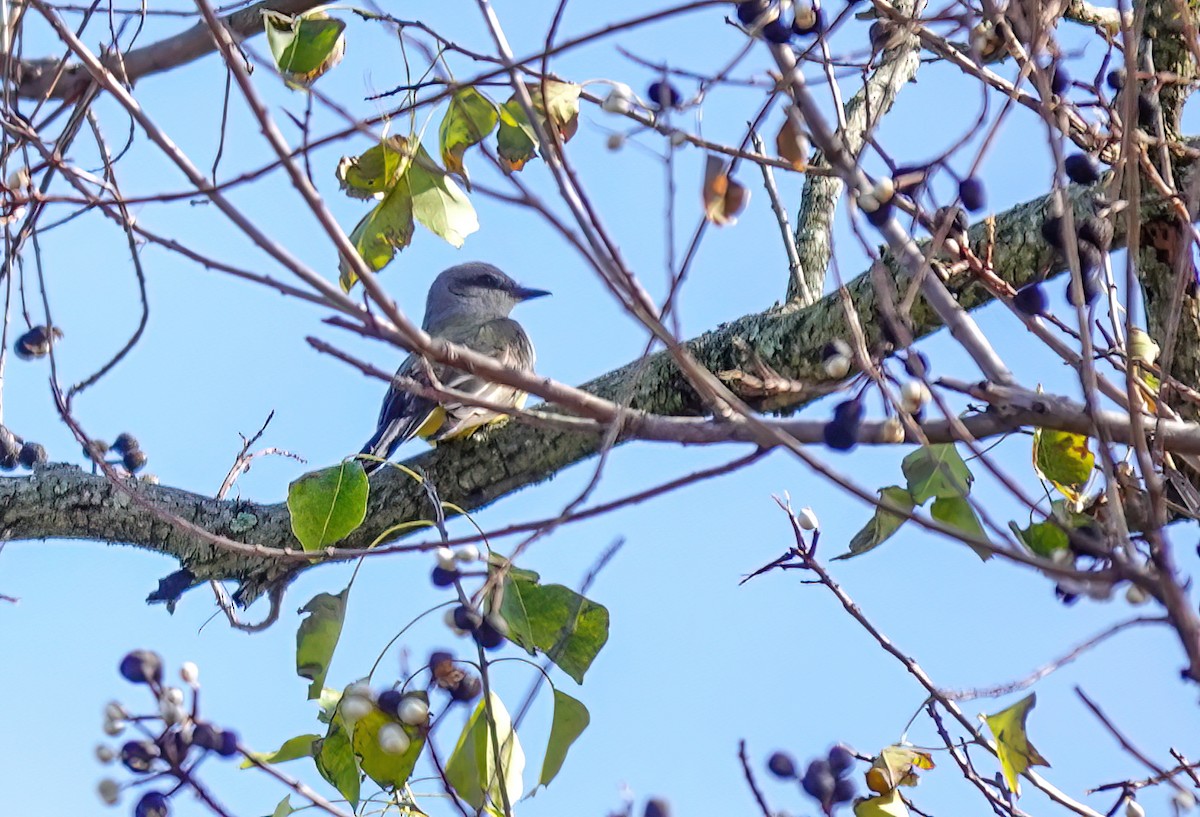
[[512, 285, 551, 301]]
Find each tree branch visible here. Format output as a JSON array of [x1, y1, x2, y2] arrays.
[[7, 0, 324, 100]]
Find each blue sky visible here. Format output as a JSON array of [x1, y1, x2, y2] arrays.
[[2, 1, 1198, 816]]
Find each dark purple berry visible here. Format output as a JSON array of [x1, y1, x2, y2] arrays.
[[378, 689, 403, 716], [802, 758, 837, 802], [453, 604, 482, 631], [18, 442, 46, 467], [214, 729, 239, 757], [833, 398, 864, 424], [112, 433, 139, 455], [431, 567, 458, 587], [1106, 68, 1125, 90], [828, 745, 855, 776], [823, 419, 858, 451], [647, 81, 681, 110], [1064, 153, 1101, 184], [644, 799, 671, 817], [736, 0, 770, 25], [449, 674, 482, 702], [1013, 283, 1048, 316], [119, 650, 163, 685], [473, 620, 505, 650], [864, 198, 894, 226], [14, 325, 61, 360], [768, 751, 797, 778], [123, 448, 148, 472], [193, 723, 236, 756], [958, 177, 986, 212], [761, 17, 793, 43], [120, 740, 159, 773], [832, 776, 858, 803], [1049, 62, 1070, 96], [135, 791, 170, 817]]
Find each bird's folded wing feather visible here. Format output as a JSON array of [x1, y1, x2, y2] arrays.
[[430, 318, 536, 440]]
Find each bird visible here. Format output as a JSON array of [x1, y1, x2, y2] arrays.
[[359, 262, 550, 474]]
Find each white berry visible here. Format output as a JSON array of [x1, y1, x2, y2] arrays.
[[435, 547, 456, 570], [398, 695, 430, 726], [1125, 584, 1150, 605], [341, 693, 373, 722], [900, 380, 930, 412], [179, 662, 200, 685], [796, 507, 820, 531], [455, 545, 480, 564], [378, 723, 412, 755], [1126, 799, 1146, 817], [95, 745, 116, 764]]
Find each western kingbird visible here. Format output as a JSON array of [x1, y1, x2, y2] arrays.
[[360, 262, 550, 473]]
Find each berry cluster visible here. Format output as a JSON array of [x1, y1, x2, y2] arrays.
[[82, 432, 150, 473], [736, 0, 826, 42], [0, 423, 46, 470], [818, 345, 930, 451], [430, 546, 511, 651], [96, 652, 237, 816], [768, 745, 858, 813], [338, 682, 431, 756]]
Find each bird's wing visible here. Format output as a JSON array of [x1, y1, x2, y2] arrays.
[[359, 351, 440, 471], [430, 318, 536, 441], [359, 318, 536, 469]]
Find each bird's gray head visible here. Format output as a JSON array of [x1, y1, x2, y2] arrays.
[[423, 262, 550, 331]]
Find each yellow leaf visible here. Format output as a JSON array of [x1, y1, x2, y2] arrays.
[[865, 746, 934, 793], [854, 789, 910, 817], [1032, 426, 1094, 504], [985, 693, 1050, 797]]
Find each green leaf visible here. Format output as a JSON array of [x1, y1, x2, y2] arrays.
[[408, 144, 479, 248], [336, 137, 409, 200], [287, 461, 369, 551], [351, 700, 426, 790], [930, 495, 991, 560], [1010, 519, 1068, 557], [1033, 427, 1095, 503], [445, 692, 525, 810], [240, 734, 319, 768], [854, 789, 910, 817], [497, 98, 538, 172], [339, 177, 415, 290], [440, 87, 499, 184], [865, 746, 935, 793], [314, 716, 360, 809], [539, 689, 589, 787], [985, 693, 1050, 796], [499, 570, 609, 684], [269, 795, 295, 817], [902, 444, 973, 504], [264, 11, 345, 88], [836, 486, 914, 559], [296, 588, 348, 699]]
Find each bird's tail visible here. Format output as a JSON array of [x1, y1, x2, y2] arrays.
[[358, 404, 440, 475]]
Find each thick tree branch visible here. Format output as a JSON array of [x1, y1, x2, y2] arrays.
[[2, 165, 1194, 601], [7, 0, 323, 100]]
